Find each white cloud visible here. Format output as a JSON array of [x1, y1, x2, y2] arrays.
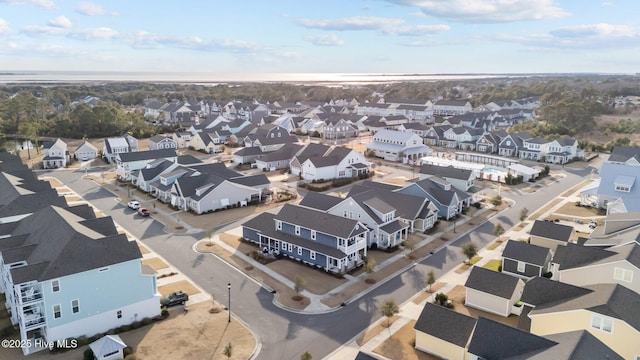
[[75, 1, 118, 16], [48, 15, 72, 28], [69, 27, 118, 40], [298, 16, 404, 31], [602, 1, 613, 6], [0, 0, 54, 8], [384, 24, 450, 36], [409, 11, 426, 17], [385, 0, 569, 23], [304, 34, 345, 46], [550, 23, 635, 38], [0, 18, 11, 34], [22, 24, 67, 36], [497, 23, 640, 49]]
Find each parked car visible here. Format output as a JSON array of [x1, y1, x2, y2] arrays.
[[161, 291, 189, 307], [138, 208, 150, 217], [127, 200, 140, 210]]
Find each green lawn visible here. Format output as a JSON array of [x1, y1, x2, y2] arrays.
[[486, 241, 502, 250], [483, 259, 502, 272]]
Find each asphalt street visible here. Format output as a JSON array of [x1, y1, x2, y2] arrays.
[[45, 164, 593, 360]]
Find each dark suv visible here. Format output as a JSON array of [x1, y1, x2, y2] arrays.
[[161, 291, 189, 307]]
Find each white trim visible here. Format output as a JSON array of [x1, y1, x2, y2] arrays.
[[53, 304, 61, 319], [52, 279, 60, 292], [71, 299, 80, 314]]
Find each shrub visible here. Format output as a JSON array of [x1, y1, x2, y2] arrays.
[[123, 346, 134, 356], [142, 317, 153, 326], [119, 325, 131, 333], [131, 320, 142, 329], [76, 336, 89, 346], [161, 308, 169, 318]]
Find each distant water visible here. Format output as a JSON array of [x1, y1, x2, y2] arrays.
[[0, 71, 528, 85]]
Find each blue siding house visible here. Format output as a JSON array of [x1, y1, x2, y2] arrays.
[[242, 204, 368, 274]]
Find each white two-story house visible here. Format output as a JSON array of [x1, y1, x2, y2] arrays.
[[42, 139, 69, 169]]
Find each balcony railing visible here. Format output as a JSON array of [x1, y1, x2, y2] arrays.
[[19, 285, 43, 305]]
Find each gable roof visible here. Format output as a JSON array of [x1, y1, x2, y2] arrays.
[[530, 220, 573, 242], [534, 330, 623, 360], [530, 283, 640, 332], [117, 149, 177, 163], [419, 164, 473, 181], [502, 240, 551, 266], [468, 317, 557, 359], [553, 243, 616, 270], [414, 302, 476, 347], [520, 276, 593, 307], [465, 266, 522, 298], [298, 192, 343, 211], [608, 146, 640, 163], [276, 204, 366, 239], [4, 206, 140, 284]]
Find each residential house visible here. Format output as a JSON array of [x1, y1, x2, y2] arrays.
[[414, 303, 476, 360], [0, 205, 160, 355], [529, 220, 576, 253], [395, 104, 433, 123], [148, 135, 177, 150], [552, 242, 640, 295], [432, 100, 472, 116], [422, 125, 451, 147], [242, 204, 368, 274], [365, 129, 432, 164], [169, 163, 270, 213], [418, 164, 475, 192], [234, 124, 298, 164], [527, 283, 640, 360], [398, 122, 430, 137], [596, 146, 640, 212], [299, 146, 370, 181], [398, 178, 467, 219], [102, 134, 138, 163], [42, 139, 70, 169], [317, 114, 359, 139], [289, 143, 332, 176], [468, 317, 621, 360], [115, 149, 178, 182], [254, 143, 304, 171], [89, 335, 127, 360], [74, 141, 98, 161], [464, 266, 525, 317], [501, 240, 553, 279]]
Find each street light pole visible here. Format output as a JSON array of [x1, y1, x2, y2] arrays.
[[227, 283, 231, 323]]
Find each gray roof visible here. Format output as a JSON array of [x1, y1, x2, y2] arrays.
[[468, 317, 557, 359], [228, 174, 270, 187], [553, 243, 616, 270], [276, 204, 366, 239], [597, 162, 640, 212], [414, 302, 476, 347], [348, 184, 429, 221], [4, 206, 141, 284], [502, 240, 551, 266], [411, 178, 456, 206], [423, 162, 473, 189], [530, 283, 640, 332], [520, 276, 593, 306], [117, 149, 177, 163], [530, 220, 573, 242], [465, 266, 522, 299], [298, 192, 343, 211], [530, 330, 623, 360], [242, 212, 348, 259], [608, 146, 640, 163]]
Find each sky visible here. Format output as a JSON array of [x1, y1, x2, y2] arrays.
[[0, 0, 639, 74]]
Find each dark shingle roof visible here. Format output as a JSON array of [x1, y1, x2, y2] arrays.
[[465, 266, 522, 299], [502, 240, 551, 266], [530, 220, 573, 242], [117, 149, 177, 162], [608, 146, 640, 163], [228, 174, 270, 187], [6, 206, 141, 284], [276, 204, 366, 239], [419, 164, 473, 180], [414, 302, 476, 347], [532, 330, 623, 360], [531, 283, 640, 332], [552, 243, 615, 270], [520, 276, 593, 306], [298, 192, 343, 211], [468, 318, 557, 359]]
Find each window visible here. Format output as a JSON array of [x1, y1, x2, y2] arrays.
[[71, 299, 79, 314], [295, 226, 300, 236], [310, 251, 316, 260], [311, 230, 316, 240], [99, 267, 110, 272], [614, 267, 633, 283], [517, 261, 526, 272], [288, 244, 293, 252], [591, 315, 613, 333], [52, 280, 60, 292], [53, 304, 61, 319], [297, 247, 302, 256], [615, 185, 630, 192], [343, 210, 348, 217], [276, 220, 282, 230], [117, 310, 122, 319]]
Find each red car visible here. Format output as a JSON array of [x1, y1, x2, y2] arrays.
[[137, 208, 150, 217]]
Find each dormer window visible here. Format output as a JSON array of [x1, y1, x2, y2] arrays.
[[614, 175, 635, 193]]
